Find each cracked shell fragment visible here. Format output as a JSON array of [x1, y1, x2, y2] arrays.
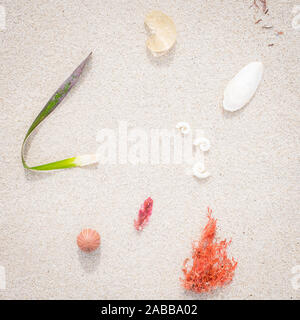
[[145, 11, 176, 56], [223, 62, 263, 112]]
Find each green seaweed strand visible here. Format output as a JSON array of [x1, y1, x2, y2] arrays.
[[21, 53, 92, 171]]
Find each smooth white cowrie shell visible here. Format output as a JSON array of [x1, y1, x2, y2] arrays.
[[223, 62, 263, 112]]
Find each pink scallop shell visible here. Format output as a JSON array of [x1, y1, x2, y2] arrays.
[[77, 228, 101, 252]]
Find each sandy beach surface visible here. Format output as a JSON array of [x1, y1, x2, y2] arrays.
[[0, 0, 299, 299]]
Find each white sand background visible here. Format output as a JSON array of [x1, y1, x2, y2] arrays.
[[0, 0, 299, 300]]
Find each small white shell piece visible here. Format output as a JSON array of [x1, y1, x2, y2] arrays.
[[193, 137, 211, 151], [176, 122, 191, 135], [223, 62, 264, 112], [192, 162, 210, 179]]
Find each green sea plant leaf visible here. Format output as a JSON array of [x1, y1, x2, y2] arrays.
[[21, 52, 97, 171]]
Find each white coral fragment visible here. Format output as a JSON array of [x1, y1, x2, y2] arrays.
[[145, 11, 176, 56], [192, 162, 210, 179], [193, 137, 211, 152], [223, 62, 264, 112], [176, 122, 191, 135]]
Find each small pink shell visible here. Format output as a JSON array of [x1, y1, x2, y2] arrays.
[[77, 228, 101, 252]]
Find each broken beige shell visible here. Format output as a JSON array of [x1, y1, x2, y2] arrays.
[[77, 228, 100, 252], [145, 11, 176, 56]]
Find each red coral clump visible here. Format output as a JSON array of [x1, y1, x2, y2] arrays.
[[134, 197, 153, 231], [181, 208, 237, 293]]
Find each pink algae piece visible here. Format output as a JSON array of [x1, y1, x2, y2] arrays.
[[134, 197, 153, 231]]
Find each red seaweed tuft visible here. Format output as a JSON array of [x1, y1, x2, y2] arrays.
[[134, 197, 153, 231], [181, 207, 237, 293]]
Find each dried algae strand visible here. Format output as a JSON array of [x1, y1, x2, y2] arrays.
[[181, 208, 237, 293], [134, 197, 153, 231], [252, 0, 268, 13], [21, 53, 97, 171]]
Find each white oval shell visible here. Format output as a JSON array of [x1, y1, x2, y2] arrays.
[[223, 62, 263, 112]]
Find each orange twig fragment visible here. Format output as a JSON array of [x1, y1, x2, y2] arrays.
[[181, 208, 237, 293]]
